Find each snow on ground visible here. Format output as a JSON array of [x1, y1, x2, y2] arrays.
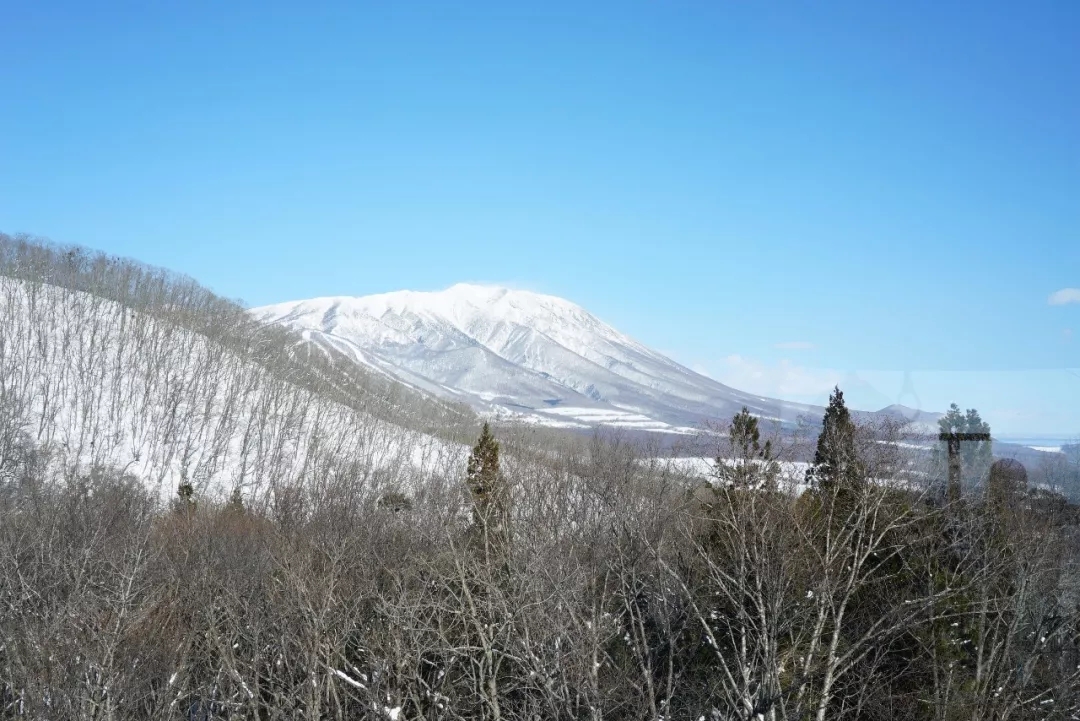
[[528, 405, 698, 433], [995, 436, 1078, 455], [475, 402, 701, 434], [875, 440, 934, 450], [659, 454, 940, 498], [0, 277, 467, 502], [657, 457, 813, 494]]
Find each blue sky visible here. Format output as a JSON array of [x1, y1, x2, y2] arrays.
[[2, 1, 1078, 436]]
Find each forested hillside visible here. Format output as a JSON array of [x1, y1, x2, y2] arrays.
[[1, 235, 1078, 720], [0, 233, 475, 503]]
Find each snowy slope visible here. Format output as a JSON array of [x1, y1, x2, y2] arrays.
[[253, 284, 834, 433], [0, 276, 467, 501]]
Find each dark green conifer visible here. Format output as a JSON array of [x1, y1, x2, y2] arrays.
[[176, 479, 196, 513], [225, 485, 245, 516], [466, 422, 509, 561], [806, 386, 863, 495], [714, 407, 779, 490]]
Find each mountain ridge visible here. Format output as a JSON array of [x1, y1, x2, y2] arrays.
[[253, 283, 922, 435]]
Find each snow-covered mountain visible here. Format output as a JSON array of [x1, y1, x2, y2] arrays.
[[253, 284, 846, 434]]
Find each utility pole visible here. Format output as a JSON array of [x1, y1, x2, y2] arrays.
[[939, 431, 991, 503]]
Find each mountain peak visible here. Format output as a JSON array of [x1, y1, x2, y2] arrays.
[[438, 283, 581, 312], [254, 286, 937, 436], [444, 281, 512, 295], [879, 403, 920, 415], [252, 286, 827, 434], [255, 288, 942, 435], [877, 403, 941, 420], [295, 284, 586, 327]]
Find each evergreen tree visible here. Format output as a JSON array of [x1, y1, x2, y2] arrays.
[[714, 407, 779, 490], [934, 403, 993, 496], [465, 422, 509, 561], [225, 485, 245, 516], [174, 479, 196, 514], [806, 386, 863, 495]]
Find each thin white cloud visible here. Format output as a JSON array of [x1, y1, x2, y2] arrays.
[[715, 354, 843, 401], [1048, 288, 1080, 306], [696, 359, 1080, 435], [774, 341, 815, 351]]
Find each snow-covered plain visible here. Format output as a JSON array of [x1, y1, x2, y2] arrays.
[[663, 456, 814, 492]]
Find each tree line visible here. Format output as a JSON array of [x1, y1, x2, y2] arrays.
[[2, 389, 1078, 719]]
